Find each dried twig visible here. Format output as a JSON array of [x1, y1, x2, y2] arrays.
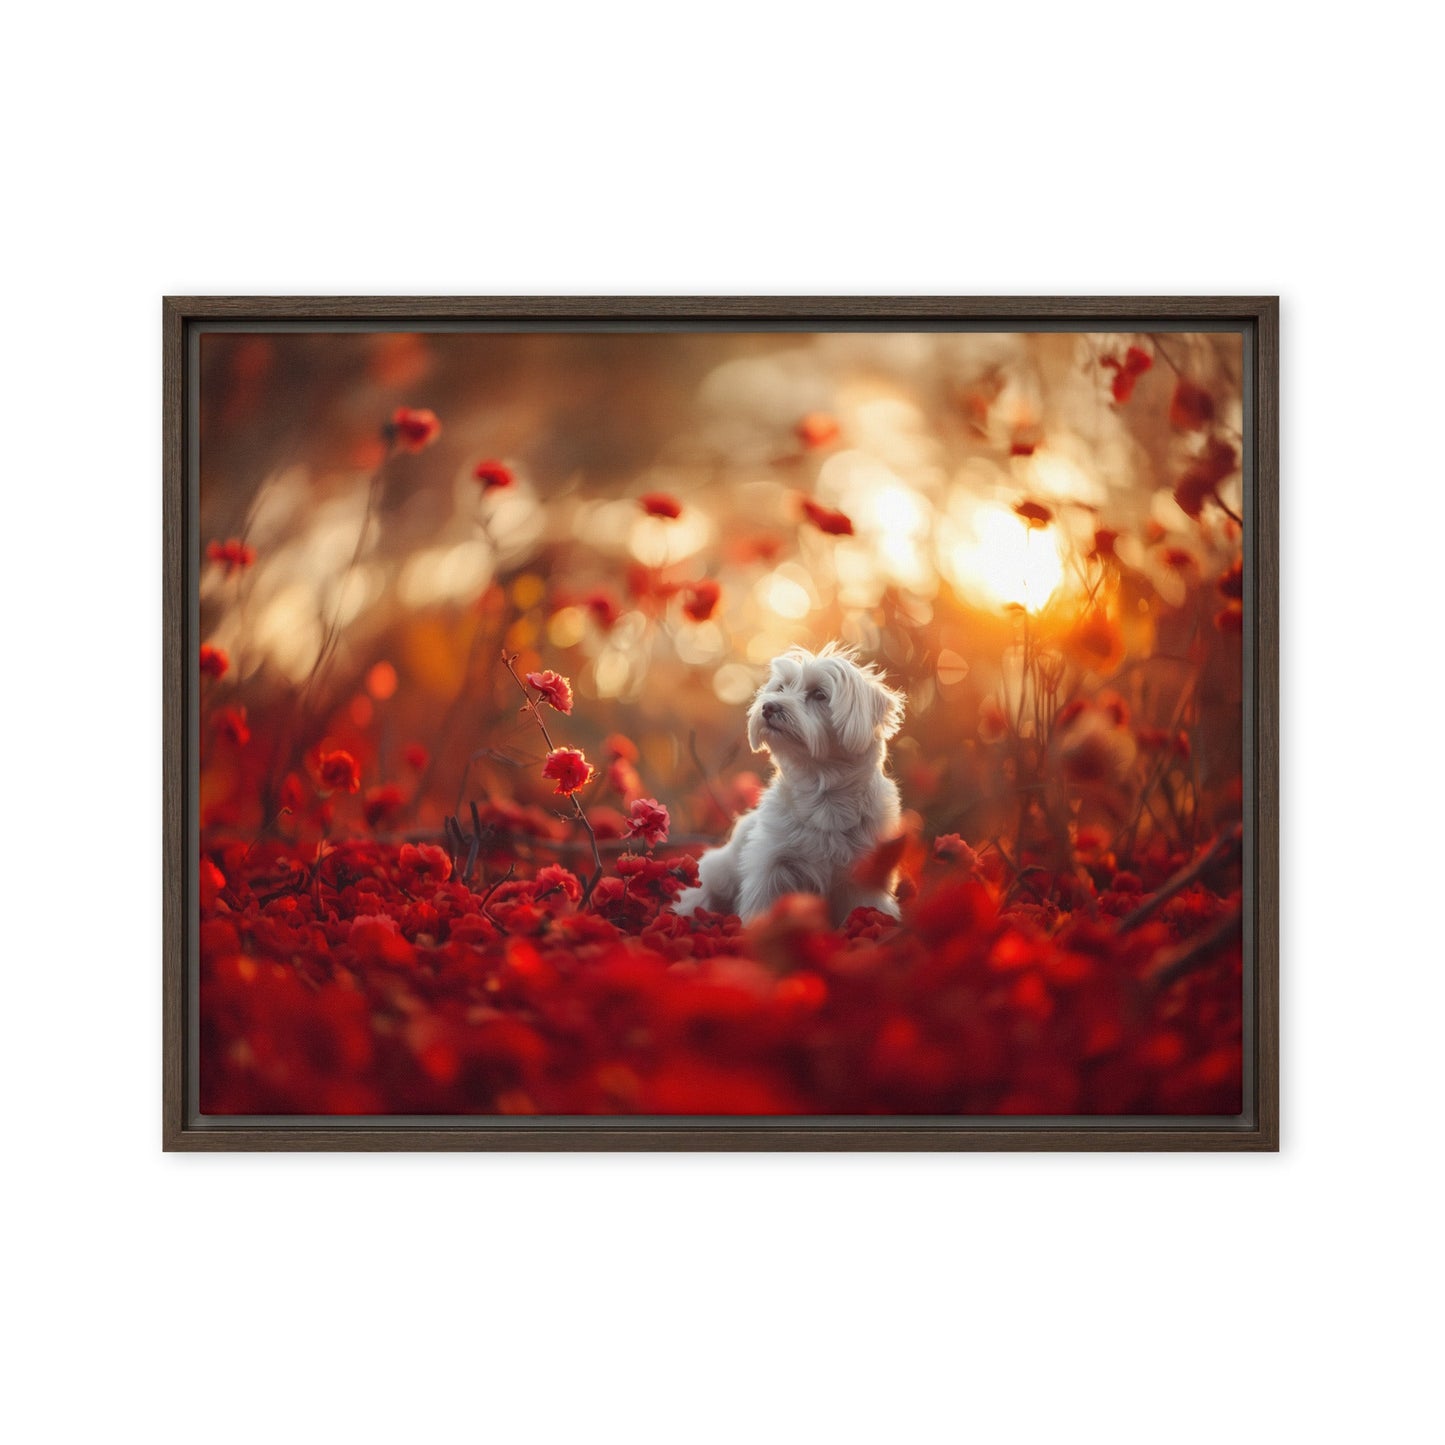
[[1117, 823, 1243, 934], [1147, 908, 1243, 991]]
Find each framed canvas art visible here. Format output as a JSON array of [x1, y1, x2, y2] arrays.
[[164, 296, 1277, 1149]]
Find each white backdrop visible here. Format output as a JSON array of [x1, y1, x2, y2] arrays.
[[4, 4, 1440, 1442]]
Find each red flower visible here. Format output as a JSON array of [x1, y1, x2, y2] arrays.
[[473, 458, 514, 491], [534, 864, 583, 904], [199, 644, 229, 679], [1091, 528, 1120, 560], [682, 579, 721, 622], [525, 669, 574, 715], [398, 842, 451, 890], [625, 797, 671, 847], [214, 707, 250, 746], [729, 771, 763, 813], [1098, 690, 1131, 728], [279, 772, 306, 811], [1067, 609, 1125, 675], [1014, 499, 1053, 528], [391, 406, 441, 452], [402, 742, 430, 772], [542, 747, 594, 796], [318, 749, 361, 794], [348, 913, 415, 968], [978, 697, 1009, 742], [607, 756, 643, 803], [1174, 438, 1238, 519], [583, 591, 620, 629], [1101, 345, 1153, 404], [1055, 698, 1089, 731], [1168, 380, 1215, 431], [640, 492, 682, 519], [800, 497, 854, 535], [199, 857, 226, 910], [206, 538, 255, 574], [604, 733, 639, 762], [934, 833, 981, 870], [796, 412, 841, 449], [363, 784, 404, 829], [852, 833, 909, 890]]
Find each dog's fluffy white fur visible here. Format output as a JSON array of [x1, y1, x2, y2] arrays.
[[674, 644, 906, 926]]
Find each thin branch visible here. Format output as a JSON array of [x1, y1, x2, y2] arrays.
[[1148, 908, 1243, 991], [1116, 823, 1243, 934], [1211, 489, 1244, 526]]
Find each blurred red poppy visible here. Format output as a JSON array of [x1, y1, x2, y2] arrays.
[[363, 784, 404, 829], [796, 412, 841, 449], [199, 644, 229, 679], [583, 591, 621, 629], [604, 733, 640, 763], [391, 406, 441, 452], [1101, 345, 1153, 403], [318, 749, 361, 794], [1174, 438, 1238, 519], [800, 497, 854, 535], [1014, 500, 1053, 528], [682, 579, 722, 621], [1168, 380, 1215, 431], [474, 459, 514, 491], [640, 492, 682, 519], [1215, 602, 1244, 634], [206, 538, 255, 573], [215, 706, 251, 746]]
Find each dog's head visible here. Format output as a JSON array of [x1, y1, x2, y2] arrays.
[[747, 644, 905, 766]]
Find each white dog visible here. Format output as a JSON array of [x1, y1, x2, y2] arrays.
[[675, 644, 906, 926]]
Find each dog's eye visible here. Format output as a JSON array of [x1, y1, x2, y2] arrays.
[[808, 689, 828, 704]]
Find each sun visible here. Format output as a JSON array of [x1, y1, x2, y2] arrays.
[[947, 504, 1065, 610]]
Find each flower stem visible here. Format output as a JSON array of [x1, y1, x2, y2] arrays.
[[500, 650, 605, 904]]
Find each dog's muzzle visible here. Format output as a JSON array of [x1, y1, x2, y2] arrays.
[[761, 702, 784, 725]]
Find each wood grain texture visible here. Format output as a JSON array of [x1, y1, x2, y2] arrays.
[[162, 296, 1280, 1152], [162, 298, 186, 1150], [165, 1125, 1275, 1152], [164, 295, 1275, 325], [1253, 299, 1280, 1150]]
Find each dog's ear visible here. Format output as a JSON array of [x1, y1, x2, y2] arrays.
[[833, 660, 906, 753], [875, 674, 906, 741]]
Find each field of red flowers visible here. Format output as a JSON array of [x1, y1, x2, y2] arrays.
[[200, 819, 1242, 1115], [197, 329, 1246, 1116]]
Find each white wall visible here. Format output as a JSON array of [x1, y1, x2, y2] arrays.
[[5, 4, 1439, 1441]]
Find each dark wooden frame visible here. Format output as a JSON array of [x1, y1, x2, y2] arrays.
[[164, 296, 1278, 1151]]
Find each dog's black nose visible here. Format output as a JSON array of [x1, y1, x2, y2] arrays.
[[761, 701, 782, 723]]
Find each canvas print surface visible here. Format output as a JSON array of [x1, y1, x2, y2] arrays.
[[196, 328, 1246, 1116]]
